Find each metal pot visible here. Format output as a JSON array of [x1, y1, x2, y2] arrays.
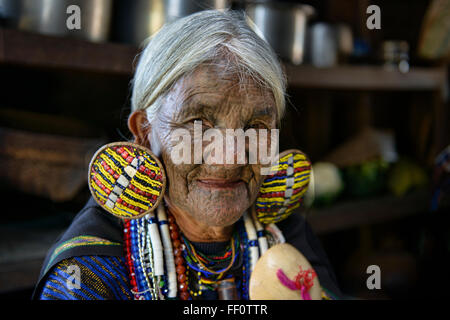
[[0, 0, 19, 26], [2, 0, 112, 42], [306, 22, 338, 68], [245, 2, 315, 65], [305, 22, 354, 67], [114, 0, 231, 46]]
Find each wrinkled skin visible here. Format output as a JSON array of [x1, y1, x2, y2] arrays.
[[129, 64, 277, 242]]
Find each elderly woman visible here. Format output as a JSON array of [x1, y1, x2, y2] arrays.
[[33, 10, 342, 300]]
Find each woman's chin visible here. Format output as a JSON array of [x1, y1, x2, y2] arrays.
[[189, 183, 251, 227], [197, 212, 245, 228]]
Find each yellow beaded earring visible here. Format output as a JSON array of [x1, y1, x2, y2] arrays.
[[88, 142, 166, 220], [255, 149, 312, 224]]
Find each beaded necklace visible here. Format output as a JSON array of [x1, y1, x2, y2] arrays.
[[123, 203, 283, 300], [182, 234, 238, 275], [181, 226, 243, 298], [187, 237, 235, 266]]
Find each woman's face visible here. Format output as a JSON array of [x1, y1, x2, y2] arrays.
[[152, 65, 277, 227]]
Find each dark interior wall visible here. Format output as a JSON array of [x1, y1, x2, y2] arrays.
[[0, 66, 132, 140]]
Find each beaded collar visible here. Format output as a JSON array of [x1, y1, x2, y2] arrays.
[[123, 204, 284, 300], [181, 229, 243, 298]]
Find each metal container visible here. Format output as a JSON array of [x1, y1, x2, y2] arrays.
[[307, 22, 338, 68], [382, 40, 410, 73], [114, 0, 231, 45], [246, 2, 315, 65], [2, 0, 112, 42], [0, 0, 19, 27]]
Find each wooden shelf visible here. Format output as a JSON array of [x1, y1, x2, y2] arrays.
[[285, 64, 447, 91], [0, 27, 137, 75], [306, 189, 430, 235], [1, 28, 447, 91]]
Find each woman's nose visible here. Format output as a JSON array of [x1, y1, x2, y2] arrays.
[[202, 128, 249, 167]]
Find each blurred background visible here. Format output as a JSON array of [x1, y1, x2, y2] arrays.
[[0, 0, 449, 299]]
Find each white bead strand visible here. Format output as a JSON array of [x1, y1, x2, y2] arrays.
[[156, 205, 178, 298], [145, 212, 164, 276], [243, 211, 259, 272], [251, 206, 269, 255]]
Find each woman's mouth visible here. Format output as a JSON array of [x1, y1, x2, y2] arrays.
[[196, 178, 245, 189]]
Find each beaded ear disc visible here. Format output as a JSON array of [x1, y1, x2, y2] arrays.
[[256, 149, 311, 224], [88, 142, 166, 220]]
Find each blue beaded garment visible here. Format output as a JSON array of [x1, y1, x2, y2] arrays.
[[39, 256, 133, 300]]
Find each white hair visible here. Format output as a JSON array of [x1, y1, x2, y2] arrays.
[[131, 10, 286, 154]]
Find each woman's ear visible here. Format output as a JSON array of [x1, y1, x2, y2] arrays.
[[128, 110, 152, 149]]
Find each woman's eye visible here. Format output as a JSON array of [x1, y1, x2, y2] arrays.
[[192, 118, 213, 129], [246, 122, 268, 130]]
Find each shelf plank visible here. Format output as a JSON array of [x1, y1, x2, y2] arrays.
[[0, 28, 138, 75], [285, 64, 447, 91], [306, 189, 429, 235], [1, 27, 447, 91]]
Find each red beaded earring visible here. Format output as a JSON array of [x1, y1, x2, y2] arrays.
[[88, 142, 166, 220]]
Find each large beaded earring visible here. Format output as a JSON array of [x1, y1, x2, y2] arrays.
[[88, 142, 166, 220], [255, 149, 311, 224]]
